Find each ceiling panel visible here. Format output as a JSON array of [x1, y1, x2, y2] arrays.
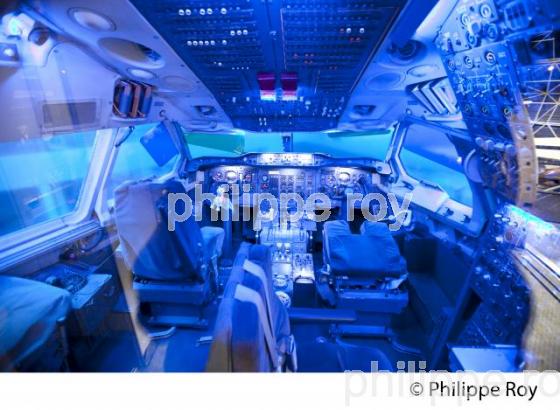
[[131, 0, 405, 131]]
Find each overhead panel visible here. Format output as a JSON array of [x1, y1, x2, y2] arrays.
[[435, 0, 560, 205], [130, 0, 405, 132]]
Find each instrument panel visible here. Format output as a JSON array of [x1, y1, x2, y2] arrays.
[[319, 167, 369, 198], [206, 165, 371, 200], [209, 166, 257, 193], [259, 169, 316, 198], [435, 0, 558, 205], [457, 206, 532, 347], [131, 0, 405, 132]]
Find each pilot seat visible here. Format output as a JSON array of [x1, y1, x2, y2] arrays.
[[114, 178, 224, 328], [321, 220, 408, 313]]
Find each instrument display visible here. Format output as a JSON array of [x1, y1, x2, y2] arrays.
[[206, 165, 372, 201], [256, 153, 315, 166], [209, 166, 258, 193], [319, 167, 369, 198], [225, 170, 238, 184]]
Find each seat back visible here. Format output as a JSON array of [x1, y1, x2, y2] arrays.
[[207, 243, 294, 372], [232, 244, 292, 349], [114, 178, 205, 282], [323, 220, 406, 278], [206, 281, 278, 372], [323, 220, 352, 266]]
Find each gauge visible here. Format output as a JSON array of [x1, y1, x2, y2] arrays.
[[338, 172, 351, 184], [325, 174, 336, 187], [225, 170, 238, 183], [212, 171, 223, 182], [243, 173, 252, 182]]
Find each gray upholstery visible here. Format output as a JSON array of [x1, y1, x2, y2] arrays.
[[206, 243, 295, 372], [0, 276, 71, 371], [323, 220, 406, 278]]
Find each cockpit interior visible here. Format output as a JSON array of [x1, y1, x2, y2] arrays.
[[1, 0, 559, 373]]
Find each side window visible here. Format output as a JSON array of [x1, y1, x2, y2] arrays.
[[0, 131, 96, 237], [399, 124, 473, 207], [104, 124, 179, 201], [184, 130, 244, 158]]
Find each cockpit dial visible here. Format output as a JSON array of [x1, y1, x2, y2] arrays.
[[243, 173, 252, 183], [337, 171, 351, 184], [212, 171, 223, 182], [325, 174, 336, 187], [225, 170, 238, 184]]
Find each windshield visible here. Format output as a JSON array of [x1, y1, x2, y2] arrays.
[[0, 131, 97, 237], [183, 129, 393, 160]]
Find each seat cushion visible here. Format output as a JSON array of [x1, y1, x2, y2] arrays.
[[324, 220, 352, 239], [0, 276, 71, 370], [207, 285, 273, 372], [328, 235, 406, 278]]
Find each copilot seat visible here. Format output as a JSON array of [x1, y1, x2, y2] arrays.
[[322, 220, 408, 313]]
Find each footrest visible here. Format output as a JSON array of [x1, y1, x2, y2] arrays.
[[330, 324, 394, 338], [146, 315, 209, 329], [288, 307, 357, 323], [337, 289, 408, 313]]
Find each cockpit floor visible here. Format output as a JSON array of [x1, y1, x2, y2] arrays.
[[79, 302, 219, 372], [79, 241, 425, 372]]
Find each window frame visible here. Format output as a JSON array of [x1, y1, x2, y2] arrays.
[[0, 128, 117, 269], [387, 116, 487, 236], [397, 123, 473, 206], [95, 122, 184, 226]]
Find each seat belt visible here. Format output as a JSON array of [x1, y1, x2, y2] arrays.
[[233, 285, 280, 371]]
